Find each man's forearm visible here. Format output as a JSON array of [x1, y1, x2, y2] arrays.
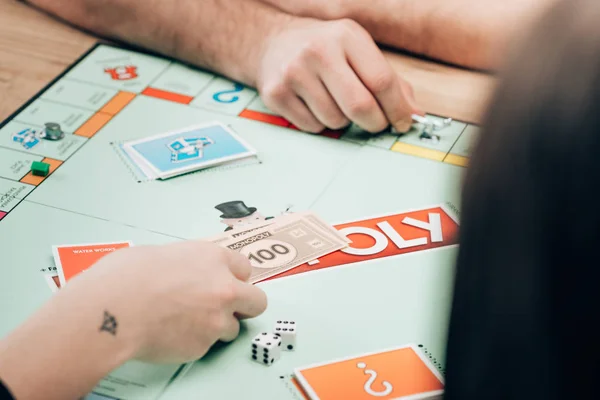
[[27, 0, 293, 86], [260, 0, 553, 71], [344, 0, 553, 71]]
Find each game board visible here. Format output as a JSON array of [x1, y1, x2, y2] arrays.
[[0, 43, 477, 399]]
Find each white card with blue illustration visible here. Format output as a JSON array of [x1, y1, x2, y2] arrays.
[[122, 121, 256, 179]]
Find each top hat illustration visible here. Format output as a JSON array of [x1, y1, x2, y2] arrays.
[[215, 201, 258, 219]]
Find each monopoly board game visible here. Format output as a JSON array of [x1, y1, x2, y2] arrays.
[[0, 43, 477, 399]]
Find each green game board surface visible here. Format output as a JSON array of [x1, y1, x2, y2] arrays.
[[0, 43, 475, 399]]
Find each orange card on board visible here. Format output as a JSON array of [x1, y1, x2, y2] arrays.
[[53, 241, 132, 286], [294, 344, 444, 400]]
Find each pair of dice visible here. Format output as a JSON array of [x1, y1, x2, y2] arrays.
[[251, 320, 296, 366]]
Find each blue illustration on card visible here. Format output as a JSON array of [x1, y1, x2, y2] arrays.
[[12, 128, 40, 150], [167, 136, 215, 163], [131, 124, 251, 174]]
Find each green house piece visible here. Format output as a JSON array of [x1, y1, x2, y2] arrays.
[[31, 161, 50, 177]]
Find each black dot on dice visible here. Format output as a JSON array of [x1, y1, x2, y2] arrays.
[[276, 328, 281, 331], [252, 344, 257, 348], [271, 358, 274, 363], [278, 342, 281, 346], [254, 338, 260, 342], [273, 336, 278, 340], [283, 328, 287, 331], [252, 349, 257, 354], [263, 359, 268, 364], [266, 342, 271, 345], [277, 320, 282, 323], [290, 321, 295, 324], [262, 332, 267, 335], [287, 345, 294, 350], [290, 329, 294, 332], [252, 355, 257, 360], [284, 321, 288, 324]]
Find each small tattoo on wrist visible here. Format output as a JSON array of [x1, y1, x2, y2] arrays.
[[100, 311, 118, 335]]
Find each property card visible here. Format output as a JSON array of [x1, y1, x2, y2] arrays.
[[294, 344, 444, 400], [122, 121, 256, 179], [53, 241, 132, 286]]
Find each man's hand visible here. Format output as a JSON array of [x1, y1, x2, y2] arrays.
[[27, 0, 421, 133], [258, 18, 421, 133]]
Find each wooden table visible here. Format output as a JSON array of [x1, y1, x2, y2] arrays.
[[0, 0, 496, 125]]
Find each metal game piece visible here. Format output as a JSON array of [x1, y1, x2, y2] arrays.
[[419, 125, 441, 143], [411, 114, 429, 125], [40, 122, 65, 141], [411, 114, 453, 131]]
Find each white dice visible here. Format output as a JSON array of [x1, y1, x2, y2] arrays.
[[251, 332, 282, 366], [274, 320, 297, 351]]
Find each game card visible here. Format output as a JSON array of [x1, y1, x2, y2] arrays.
[[294, 344, 444, 400], [122, 121, 256, 179], [53, 241, 132, 286], [118, 143, 159, 180], [43, 273, 61, 292]]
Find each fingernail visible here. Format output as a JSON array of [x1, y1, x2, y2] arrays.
[[394, 120, 412, 133]]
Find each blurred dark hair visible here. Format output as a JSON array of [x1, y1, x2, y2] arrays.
[[444, 0, 600, 398]]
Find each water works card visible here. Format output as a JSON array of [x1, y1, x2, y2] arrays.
[[123, 122, 256, 179], [53, 241, 133, 286]]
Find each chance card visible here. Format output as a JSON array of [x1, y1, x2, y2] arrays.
[[53, 241, 132, 286], [294, 344, 444, 400], [123, 121, 256, 179]]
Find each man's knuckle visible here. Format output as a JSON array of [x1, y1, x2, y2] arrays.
[[369, 71, 395, 94], [261, 82, 288, 103], [300, 40, 328, 64], [281, 61, 304, 85], [348, 96, 377, 116]]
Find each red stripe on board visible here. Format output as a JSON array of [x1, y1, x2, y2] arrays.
[[142, 87, 194, 104], [239, 109, 291, 127], [288, 125, 343, 139]]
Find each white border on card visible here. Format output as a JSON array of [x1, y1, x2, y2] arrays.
[[122, 121, 257, 179], [44, 273, 60, 293], [120, 144, 160, 179], [293, 343, 444, 400], [53, 241, 133, 287]]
